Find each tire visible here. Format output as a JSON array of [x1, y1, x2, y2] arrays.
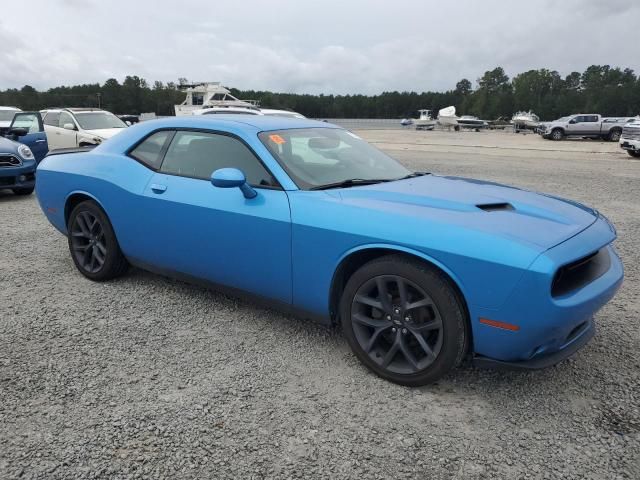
[[340, 255, 468, 386], [628, 150, 640, 158], [67, 200, 129, 281], [12, 187, 34, 196], [608, 129, 622, 142], [551, 129, 564, 141]]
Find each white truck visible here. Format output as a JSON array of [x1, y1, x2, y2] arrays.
[[540, 114, 633, 141], [619, 118, 640, 158]]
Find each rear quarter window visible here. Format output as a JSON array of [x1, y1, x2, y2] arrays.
[[129, 131, 174, 170]]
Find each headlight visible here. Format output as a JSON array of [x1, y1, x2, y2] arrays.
[[18, 144, 34, 160]]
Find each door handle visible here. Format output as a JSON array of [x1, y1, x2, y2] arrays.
[[150, 184, 167, 194], [35, 139, 46, 143]]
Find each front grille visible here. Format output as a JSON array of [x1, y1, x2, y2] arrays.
[[0, 154, 21, 167], [621, 127, 640, 141], [552, 249, 611, 297]]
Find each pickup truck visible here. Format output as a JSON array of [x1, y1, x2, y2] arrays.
[[540, 114, 633, 141], [619, 118, 640, 158]]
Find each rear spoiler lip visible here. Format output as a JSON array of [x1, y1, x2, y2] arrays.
[[45, 146, 97, 157]]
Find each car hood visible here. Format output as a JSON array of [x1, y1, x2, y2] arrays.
[[0, 135, 20, 154], [84, 128, 126, 139], [336, 175, 598, 250]]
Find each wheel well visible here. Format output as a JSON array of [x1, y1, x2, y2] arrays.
[[329, 249, 471, 343], [552, 127, 564, 133], [64, 193, 93, 226]]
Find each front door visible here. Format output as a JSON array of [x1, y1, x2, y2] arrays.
[[9, 112, 48, 162], [135, 129, 293, 304]]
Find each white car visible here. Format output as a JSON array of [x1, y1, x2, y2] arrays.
[[42, 108, 128, 150], [0, 106, 22, 132], [192, 106, 306, 119], [619, 118, 640, 158]]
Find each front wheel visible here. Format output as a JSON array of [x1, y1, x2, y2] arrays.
[[67, 200, 129, 281], [340, 255, 468, 386], [551, 129, 564, 141], [628, 150, 640, 158]]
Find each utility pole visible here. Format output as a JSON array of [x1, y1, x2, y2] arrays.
[[96, 92, 102, 108]]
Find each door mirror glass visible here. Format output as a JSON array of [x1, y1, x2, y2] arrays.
[[211, 168, 257, 199], [63, 123, 76, 131]]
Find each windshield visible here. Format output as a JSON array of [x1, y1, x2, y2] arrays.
[[259, 128, 410, 190], [0, 110, 19, 122], [74, 112, 127, 130]]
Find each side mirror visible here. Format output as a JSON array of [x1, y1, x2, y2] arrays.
[[210, 168, 257, 199], [63, 123, 76, 131], [10, 127, 28, 137]]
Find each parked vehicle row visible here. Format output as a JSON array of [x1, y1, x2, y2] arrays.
[[41, 108, 128, 150]]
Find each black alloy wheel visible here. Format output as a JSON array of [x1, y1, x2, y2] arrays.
[[67, 200, 129, 281], [351, 275, 444, 375], [341, 255, 467, 386], [70, 210, 107, 274]]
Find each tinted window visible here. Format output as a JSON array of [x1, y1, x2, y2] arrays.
[[44, 112, 60, 126], [160, 131, 276, 187], [59, 112, 75, 129], [586, 115, 598, 122], [574, 116, 584, 123], [129, 131, 173, 169]]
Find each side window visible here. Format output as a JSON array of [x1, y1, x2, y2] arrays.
[[11, 113, 42, 134], [44, 112, 60, 127], [129, 130, 173, 170], [574, 116, 583, 123], [160, 131, 277, 187], [588, 115, 599, 122], [59, 112, 75, 129]]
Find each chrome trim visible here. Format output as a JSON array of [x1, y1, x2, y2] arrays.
[[0, 154, 22, 167]]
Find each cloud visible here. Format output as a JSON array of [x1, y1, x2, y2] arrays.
[[1, 0, 639, 93]]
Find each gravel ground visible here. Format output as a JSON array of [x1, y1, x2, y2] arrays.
[[1, 131, 638, 479]]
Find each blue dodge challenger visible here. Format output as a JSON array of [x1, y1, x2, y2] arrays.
[[35, 116, 623, 386]]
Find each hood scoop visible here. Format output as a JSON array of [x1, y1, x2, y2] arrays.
[[476, 202, 514, 212]]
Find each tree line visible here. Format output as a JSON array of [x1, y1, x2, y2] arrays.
[[1, 65, 639, 121]]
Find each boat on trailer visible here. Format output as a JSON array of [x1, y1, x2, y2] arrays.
[[174, 82, 260, 116], [512, 111, 540, 132], [415, 109, 436, 130]]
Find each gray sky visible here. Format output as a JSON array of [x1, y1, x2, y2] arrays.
[[1, 0, 639, 94]]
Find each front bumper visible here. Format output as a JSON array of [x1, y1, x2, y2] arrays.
[[620, 139, 639, 152], [0, 161, 36, 190], [473, 318, 595, 370], [470, 215, 623, 367]]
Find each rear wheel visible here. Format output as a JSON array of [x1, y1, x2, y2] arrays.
[[12, 187, 34, 196], [551, 129, 564, 141], [608, 129, 622, 142], [67, 200, 129, 281], [340, 255, 468, 386]]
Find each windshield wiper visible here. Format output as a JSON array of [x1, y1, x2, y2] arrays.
[[395, 171, 431, 180], [309, 178, 392, 190]]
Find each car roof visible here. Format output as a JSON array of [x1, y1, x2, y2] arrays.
[[0, 106, 21, 111], [146, 114, 333, 132]]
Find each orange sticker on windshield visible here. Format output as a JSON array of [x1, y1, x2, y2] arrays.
[[269, 134, 286, 145]]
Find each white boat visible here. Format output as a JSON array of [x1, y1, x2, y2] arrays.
[[174, 82, 260, 116], [512, 111, 540, 131], [457, 115, 489, 131], [437, 106, 459, 128], [414, 109, 436, 130]]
